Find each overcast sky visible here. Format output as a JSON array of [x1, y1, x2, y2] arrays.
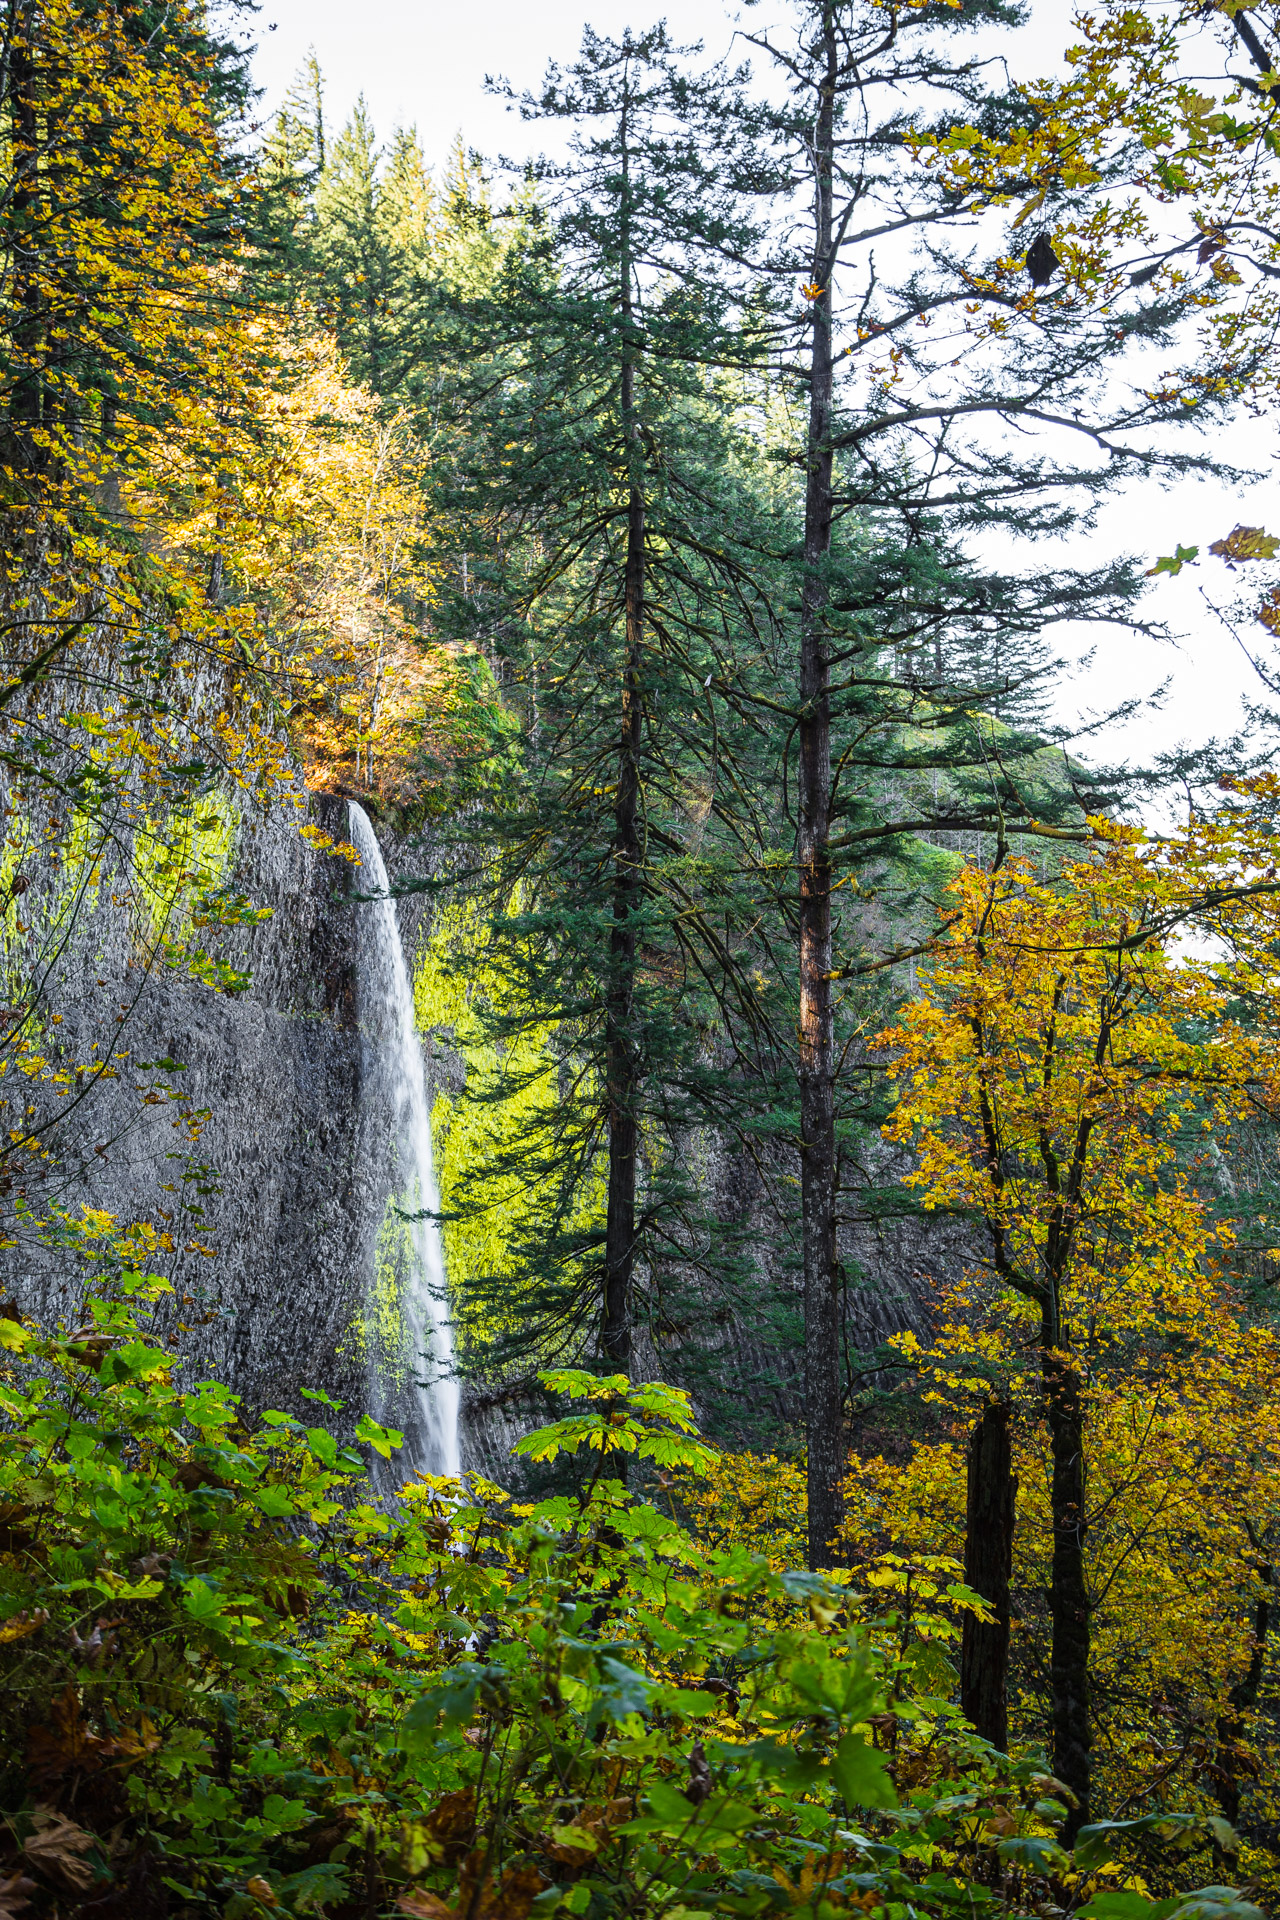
[[243, 0, 1279, 776]]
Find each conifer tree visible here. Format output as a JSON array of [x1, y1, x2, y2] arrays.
[[266, 85, 503, 407], [381, 128, 435, 267], [430, 138, 507, 298], [287, 50, 327, 173], [422, 27, 783, 1391], [313, 98, 395, 388], [256, 50, 327, 291]]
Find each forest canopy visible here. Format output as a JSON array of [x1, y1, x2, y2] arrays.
[[4, 1, 1280, 1917]]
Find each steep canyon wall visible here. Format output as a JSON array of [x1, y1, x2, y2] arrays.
[[3, 791, 390, 1417]]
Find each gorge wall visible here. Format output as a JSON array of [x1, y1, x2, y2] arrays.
[[3, 791, 397, 1419]]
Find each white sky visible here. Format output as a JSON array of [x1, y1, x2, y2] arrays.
[[242, 0, 1279, 777]]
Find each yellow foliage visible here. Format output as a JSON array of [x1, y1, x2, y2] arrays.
[[135, 322, 465, 802], [877, 809, 1280, 1348], [861, 798, 1280, 1874], [682, 1449, 808, 1567]]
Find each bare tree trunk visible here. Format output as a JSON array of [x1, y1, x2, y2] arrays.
[[799, 7, 840, 1569], [1043, 1330, 1090, 1839], [602, 90, 642, 1373], [961, 1399, 1015, 1750], [603, 470, 642, 1369]]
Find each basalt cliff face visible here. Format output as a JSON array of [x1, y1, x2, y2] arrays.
[[4, 792, 418, 1420]]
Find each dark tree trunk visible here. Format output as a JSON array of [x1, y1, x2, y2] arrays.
[[602, 474, 643, 1370], [961, 1399, 1015, 1751], [799, 7, 840, 1570], [1214, 1541, 1272, 1829], [1044, 1335, 1090, 1840], [602, 103, 642, 1374]]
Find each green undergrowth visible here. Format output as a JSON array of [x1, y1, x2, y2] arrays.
[[0, 1270, 1262, 1920]]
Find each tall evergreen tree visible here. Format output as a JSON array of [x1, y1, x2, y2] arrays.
[[421, 27, 784, 1391], [381, 127, 435, 266], [286, 50, 327, 173], [256, 50, 327, 290], [415, 12, 1181, 1475], [313, 98, 396, 387], [262, 82, 505, 408]]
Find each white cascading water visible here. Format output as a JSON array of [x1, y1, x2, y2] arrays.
[[347, 802, 460, 1478]]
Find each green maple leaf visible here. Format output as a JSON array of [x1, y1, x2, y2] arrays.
[[1146, 544, 1199, 577]]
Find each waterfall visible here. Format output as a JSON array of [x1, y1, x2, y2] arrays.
[[347, 802, 460, 1478]]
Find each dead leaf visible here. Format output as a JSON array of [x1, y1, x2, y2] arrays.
[[66, 1616, 123, 1668], [63, 1326, 121, 1371], [26, 1685, 158, 1783], [1257, 589, 1280, 634], [480, 1861, 544, 1920], [26, 1687, 107, 1782], [127, 1552, 171, 1581], [23, 1805, 98, 1892], [686, 1742, 712, 1806], [109, 1714, 163, 1764], [398, 1894, 455, 1920], [0, 1503, 35, 1555], [266, 1581, 309, 1620], [0, 1868, 37, 1917], [544, 1797, 631, 1866], [426, 1788, 476, 1865], [172, 1459, 230, 1493], [445, 1854, 546, 1920], [245, 1876, 279, 1906]]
